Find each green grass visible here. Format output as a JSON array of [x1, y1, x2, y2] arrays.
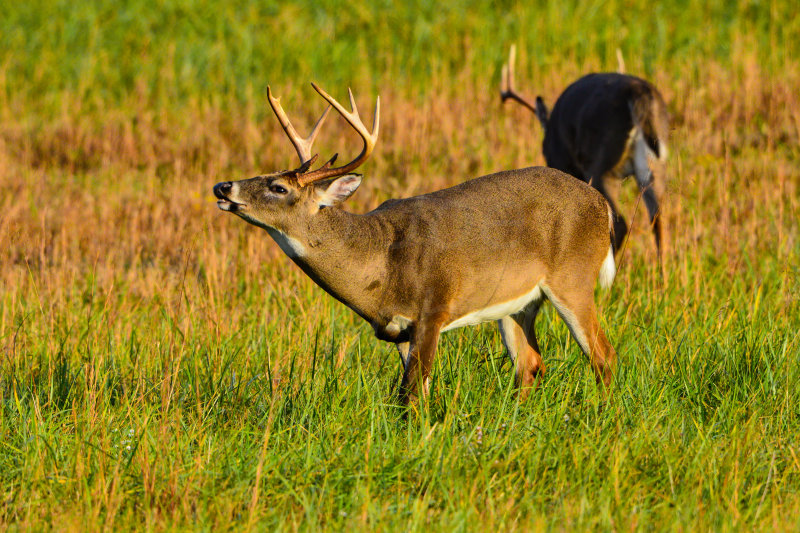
[[2, 0, 798, 117], [1, 0, 800, 530], [2, 253, 799, 529]]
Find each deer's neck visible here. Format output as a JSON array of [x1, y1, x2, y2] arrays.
[[268, 208, 388, 323]]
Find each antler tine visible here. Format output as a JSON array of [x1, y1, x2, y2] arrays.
[[505, 44, 516, 94], [296, 83, 380, 186], [267, 85, 332, 165], [499, 45, 538, 114], [616, 48, 626, 73], [348, 87, 359, 118]]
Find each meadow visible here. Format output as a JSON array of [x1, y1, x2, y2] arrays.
[[1, 0, 799, 530]]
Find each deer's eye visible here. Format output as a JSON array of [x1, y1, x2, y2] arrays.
[[269, 184, 288, 195]]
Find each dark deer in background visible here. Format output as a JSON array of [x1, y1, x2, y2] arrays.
[[501, 45, 669, 260]]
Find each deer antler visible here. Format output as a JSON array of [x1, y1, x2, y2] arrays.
[[266, 84, 379, 186], [500, 45, 538, 114], [267, 86, 331, 165], [295, 83, 380, 186], [616, 48, 626, 73]]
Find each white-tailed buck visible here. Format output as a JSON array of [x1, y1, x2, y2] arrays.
[[214, 83, 618, 406], [501, 45, 669, 259]]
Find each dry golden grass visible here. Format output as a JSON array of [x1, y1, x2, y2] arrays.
[[2, 54, 797, 319]]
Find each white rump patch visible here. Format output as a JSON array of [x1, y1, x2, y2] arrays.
[[266, 228, 306, 259], [598, 245, 616, 289], [442, 284, 543, 332], [621, 127, 666, 183]]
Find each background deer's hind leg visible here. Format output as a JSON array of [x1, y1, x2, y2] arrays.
[[587, 167, 627, 253], [633, 130, 667, 259]]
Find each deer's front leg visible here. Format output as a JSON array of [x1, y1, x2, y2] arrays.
[[396, 341, 410, 371], [398, 316, 444, 406]]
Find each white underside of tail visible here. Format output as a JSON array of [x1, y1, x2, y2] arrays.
[[598, 245, 616, 289], [621, 127, 667, 181]]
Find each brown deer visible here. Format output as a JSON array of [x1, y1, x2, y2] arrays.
[[214, 83, 618, 406], [501, 45, 669, 260]]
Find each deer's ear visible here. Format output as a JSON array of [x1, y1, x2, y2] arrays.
[[315, 174, 362, 207]]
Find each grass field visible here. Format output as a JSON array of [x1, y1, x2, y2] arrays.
[[1, 0, 799, 530]]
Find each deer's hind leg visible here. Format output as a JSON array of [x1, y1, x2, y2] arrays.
[[587, 170, 627, 253], [499, 298, 544, 396], [541, 281, 616, 387], [634, 147, 668, 261]]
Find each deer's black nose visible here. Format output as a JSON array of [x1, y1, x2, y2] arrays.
[[213, 182, 232, 198]]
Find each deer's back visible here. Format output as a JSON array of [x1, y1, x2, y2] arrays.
[[370, 166, 610, 267]]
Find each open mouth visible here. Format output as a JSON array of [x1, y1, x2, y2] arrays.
[[216, 197, 245, 212], [213, 187, 246, 212]]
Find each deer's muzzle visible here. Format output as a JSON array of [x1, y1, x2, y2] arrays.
[[213, 181, 245, 212]]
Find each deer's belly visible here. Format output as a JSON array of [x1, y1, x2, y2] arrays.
[[441, 284, 544, 332]]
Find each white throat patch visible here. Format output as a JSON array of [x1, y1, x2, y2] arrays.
[[266, 228, 307, 259]]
